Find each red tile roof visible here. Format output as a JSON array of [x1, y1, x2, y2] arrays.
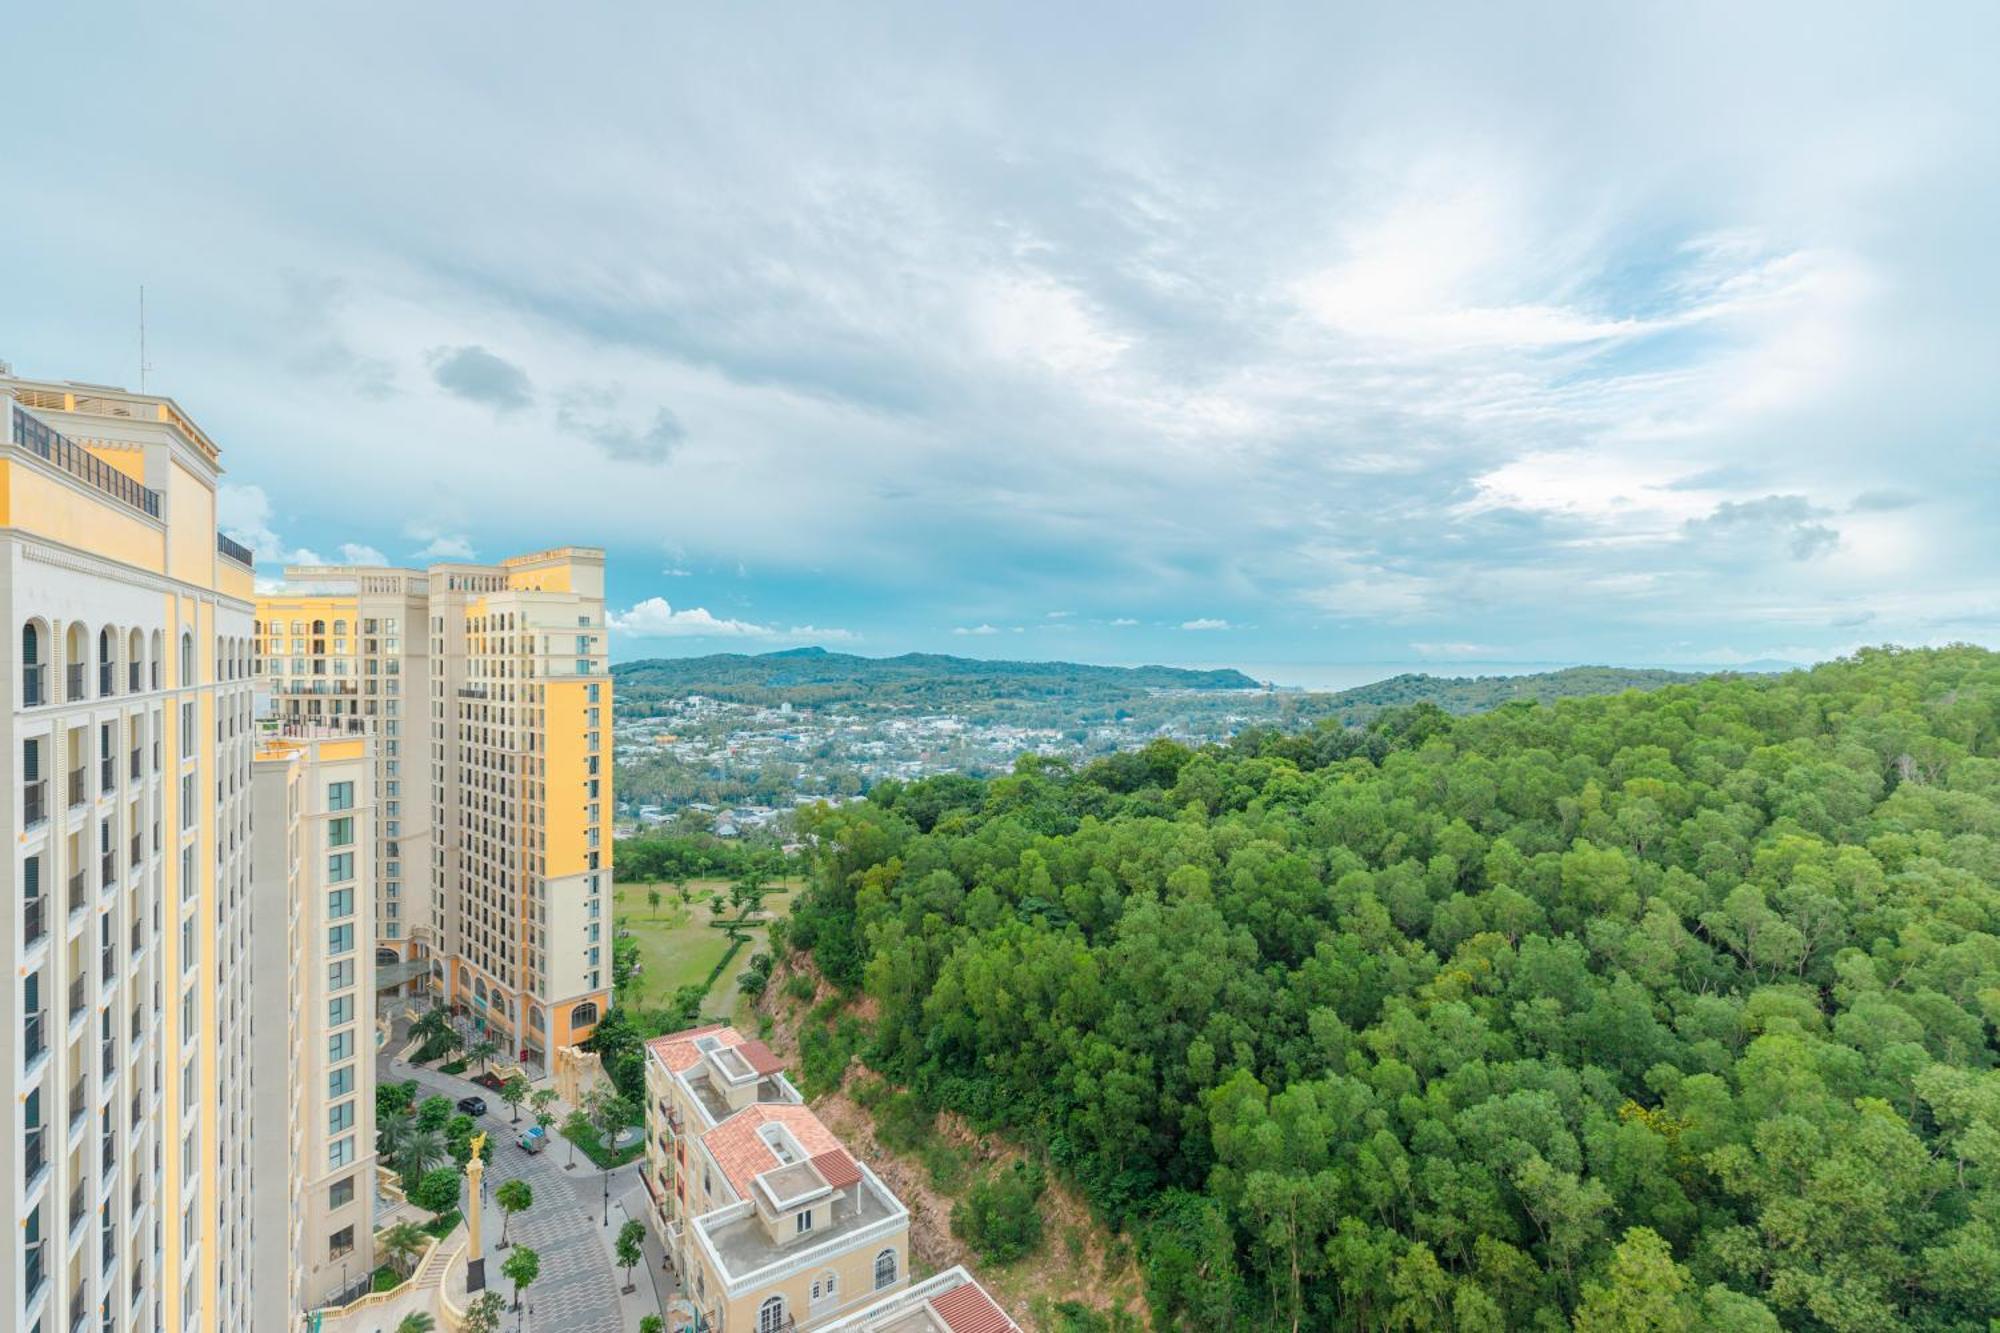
[[645, 1023, 737, 1073], [810, 1148, 861, 1190], [736, 1039, 786, 1076], [931, 1283, 1018, 1333], [700, 1104, 844, 1200]]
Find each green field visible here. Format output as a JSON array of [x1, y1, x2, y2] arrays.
[[612, 877, 799, 1012]]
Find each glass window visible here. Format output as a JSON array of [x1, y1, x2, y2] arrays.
[[328, 888, 354, 920], [328, 817, 354, 847], [329, 1065, 354, 1098], [328, 781, 353, 811], [328, 1176, 355, 1210], [328, 924, 353, 956], [329, 1100, 354, 1134]]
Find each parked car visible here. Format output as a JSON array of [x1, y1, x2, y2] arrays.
[[517, 1125, 547, 1154], [456, 1095, 488, 1117]]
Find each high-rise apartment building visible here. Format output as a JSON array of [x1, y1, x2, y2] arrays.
[[249, 728, 378, 1328], [257, 567, 433, 987], [2, 376, 259, 1333], [256, 547, 612, 1064]]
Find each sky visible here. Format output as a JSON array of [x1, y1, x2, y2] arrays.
[[4, 2, 1997, 679]]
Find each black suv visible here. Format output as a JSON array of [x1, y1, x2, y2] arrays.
[[456, 1095, 488, 1117]]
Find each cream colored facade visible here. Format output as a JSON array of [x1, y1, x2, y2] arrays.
[[249, 730, 378, 1328], [256, 547, 612, 1064], [2, 377, 257, 1333], [644, 1025, 912, 1333], [256, 567, 434, 987], [429, 548, 613, 1061]]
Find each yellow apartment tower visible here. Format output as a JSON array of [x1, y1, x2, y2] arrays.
[[2, 375, 258, 1332], [256, 547, 613, 1064]]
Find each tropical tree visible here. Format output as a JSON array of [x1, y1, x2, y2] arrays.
[[468, 1036, 499, 1077], [377, 1107, 415, 1160], [395, 1314, 436, 1333], [411, 1008, 451, 1043], [414, 1095, 453, 1133], [562, 1108, 591, 1169], [640, 1317, 664, 1333], [395, 1127, 448, 1189], [502, 1244, 541, 1311], [530, 1087, 558, 1135], [591, 1091, 637, 1162], [410, 1166, 461, 1224], [496, 1177, 532, 1249], [499, 1074, 531, 1124], [647, 886, 662, 918], [672, 877, 691, 911], [461, 1290, 504, 1333], [379, 1221, 428, 1278], [616, 1218, 646, 1293]]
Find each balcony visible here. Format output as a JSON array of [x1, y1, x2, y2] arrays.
[[216, 532, 255, 569], [66, 663, 84, 700], [69, 872, 86, 914], [25, 1008, 47, 1063], [69, 975, 85, 1020], [100, 756, 114, 791], [69, 1286, 86, 1333], [25, 777, 48, 826], [67, 768, 85, 809], [98, 662, 113, 697], [24, 662, 46, 706], [99, 1130, 113, 1174], [25, 894, 47, 948], [100, 853, 115, 891], [129, 919, 142, 955], [101, 1041, 114, 1079], [10, 402, 163, 518], [70, 1181, 88, 1234], [70, 1077, 86, 1129], [129, 832, 141, 867], [25, 1122, 47, 1181], [101, 943, 116, 984], [127, 661, 141, 694]]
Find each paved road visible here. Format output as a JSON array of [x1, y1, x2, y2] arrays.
[[384, 1055, 629, 1332]]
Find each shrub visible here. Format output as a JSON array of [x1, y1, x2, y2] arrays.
[[951, 1160, 1047, 1264]]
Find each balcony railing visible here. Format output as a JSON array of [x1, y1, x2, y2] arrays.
[[101, 944, 115, 984], [69, 871, 86, 914], [69, 975, 85, 1019], [101, 853, 115, 890], [25, 1008, 46, 1063], [25, 894, 47, 947], [130, 831, 142, 867], [70, 1077, 86, 1128], [216, 532, 255, 568], [66, 664, 84, 700], [25, 1122, 47, 1180], [26, 777, 48, 826], [128, 661, 141, 693], [98, 662, 113, 697], [67, 768, 85, 808], [10, 402, 163, 518], [100, 756, 115, 791], [70, 1182, 87, 1232], [24, 661, 46, 706], [101, 1041, 114, 1079], [69, 1285, 86, 1333]]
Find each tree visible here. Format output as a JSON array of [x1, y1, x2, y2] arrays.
[[461, 1290, 504, 1333], [414, 1094, 453, 1133], [640, 1317, 665, 1333], [410, 1166, 462, 1223], [468, 1035, 499, 1077], [500, 1074, 531, 1124], [612, 934, 642, 995], [395, 1127, 449, 1189], [591, 1091, 637, 1159], [379, 1221, 428, 1278], [562, 1108, 591, 1169], [496, 1177, 532, 1249], [502, 1244, 541, 1311], [616, 1218, 646, 1292], [647, 886, 663, 918], [396, 1314, 436, 1333], [672, 877, 691, 911]]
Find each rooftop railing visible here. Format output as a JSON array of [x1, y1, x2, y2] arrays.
[[9, 402, 162, 518], [216, 533, 255, 568]]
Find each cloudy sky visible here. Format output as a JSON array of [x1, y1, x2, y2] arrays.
[[5, 3, 1996, 677]]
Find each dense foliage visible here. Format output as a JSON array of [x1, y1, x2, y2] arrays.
[[613, 833, 795, 884], [1289, 666, 1707, 727], [785, 647, 2000, 1331]]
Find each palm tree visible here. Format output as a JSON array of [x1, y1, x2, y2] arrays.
[[469, 1036, 499, 1078], [377, 1108, 415, 1161], [379, 1221, 428, 1279], [396, 1314, 436, 1333], [396, 1127, 449, 1187]]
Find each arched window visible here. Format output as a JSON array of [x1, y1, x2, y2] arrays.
[[179, 632, 194, 686], [758, 1297, 788, 1333], [332, 619, 347, 636], [22, 620, 46, 706], [127, 629, 142, 692], [98, 627, 116, 696], [570, 1001, 599, 1029], [874, 1248, 898, 1290]]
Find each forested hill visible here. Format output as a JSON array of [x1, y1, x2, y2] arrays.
[[1297, 665, 1707, 725], [781, 646, 2000, 1331], [612, 647, 1258, 712]]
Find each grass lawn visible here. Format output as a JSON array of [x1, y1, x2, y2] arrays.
[[613, 878, 800, 1011]]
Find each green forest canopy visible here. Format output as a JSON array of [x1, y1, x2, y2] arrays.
[[783, 646, 2000, 1331]]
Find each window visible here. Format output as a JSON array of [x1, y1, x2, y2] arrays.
[[328, 995, 353, 1027], [327, 852, 354, 882], [329, 924, 353, 956], [328, 1176, 355, 1210], [758, 1297, 788, 1333], [328, 1226, 354, 1259], [329, 1135, 355, 1170], [328, 817, 354, 847], [328, 959, 354, 991], [874, 1248, 898, 1290], [570, 1000, 599, 1028], [330, 1030, 354, 1061], [795, 1209, 814, 1234], [328, 781, 353, 811], [329, 1100, 354, 1134], [328, 888, 353, 920], [329, 1065, 354, 1098]]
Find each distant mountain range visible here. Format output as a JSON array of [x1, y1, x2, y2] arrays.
[[613, 646, 1259, 715], [611, 648, 1715, 729]]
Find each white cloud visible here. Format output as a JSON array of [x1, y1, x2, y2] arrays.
[[607, 598, 855, 643], [405, 523, 477, 561], [1181, 618, 1232, 631], [952, 624, 1000, 636], [1109, 617, 1139, 627], [337, 542, 389, 565]]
